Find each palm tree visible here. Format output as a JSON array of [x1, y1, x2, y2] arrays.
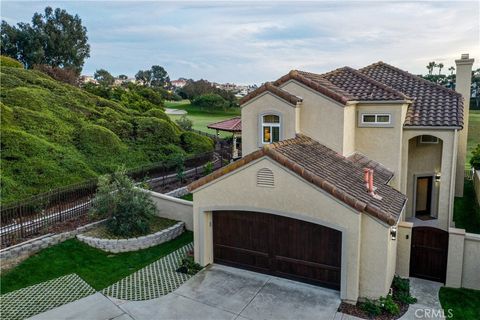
[[448, 66, 455, 75], [426, 62, 436, 75], [437, 63, 444, 75]]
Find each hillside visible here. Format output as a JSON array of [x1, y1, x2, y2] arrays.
[[0, 66, 213, 204]]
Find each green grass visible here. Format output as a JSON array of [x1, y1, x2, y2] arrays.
[[466, 110, 480, 169], [439, 287, 480, 320], [165, 100, 240, 138], [0, 231, 193, 294], [454, 180, 480, 233], [180, 193, 193, 201]]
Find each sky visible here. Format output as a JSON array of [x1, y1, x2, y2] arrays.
[[1, 1, 479, 84]]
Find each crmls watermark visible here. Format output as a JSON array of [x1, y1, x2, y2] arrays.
[[414, 308, 454, 318]]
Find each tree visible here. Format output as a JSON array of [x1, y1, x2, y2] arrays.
[[471, 144, 480, 170], [94, 69, 115, 86], [135, 65, 170, 88], [150, 65, 170, 87], [426, 61, 436, 75], [448, 66, 455, 75], [191, 93, 229, 111], [135, 69, 152, 85], [118, 74, 128, 80], [437, 63, 444, 75], [1, 7, 90, 73]]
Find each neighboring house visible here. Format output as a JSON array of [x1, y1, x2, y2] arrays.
[[188, 54, 476, 303], [171, 79, 187, 89]]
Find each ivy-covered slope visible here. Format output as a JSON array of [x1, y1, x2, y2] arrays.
[[0, 66, 213, 204]]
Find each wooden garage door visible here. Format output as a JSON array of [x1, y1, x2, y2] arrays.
[[213, 211, 342, 290]]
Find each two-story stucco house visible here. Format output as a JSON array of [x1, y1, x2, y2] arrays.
[[187, 54, 475, 303]]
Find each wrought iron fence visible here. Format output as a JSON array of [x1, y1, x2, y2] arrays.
[[0, 151, 215, 248]]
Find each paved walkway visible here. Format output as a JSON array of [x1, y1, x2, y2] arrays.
[[400, 277, 444, 319]]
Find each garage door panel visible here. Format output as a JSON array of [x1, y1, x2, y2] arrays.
[[213, 211, 342, 290]]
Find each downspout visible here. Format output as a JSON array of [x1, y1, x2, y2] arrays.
[[449, 129, 459, 228]]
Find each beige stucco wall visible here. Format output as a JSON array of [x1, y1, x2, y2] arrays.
[[395, 221, 413, 278], [241, 92, 298, 155], [192, 157, 395, 302], [279, 80, 346, 153], [462, 233, 480, 290], [446, 228, 466, 288], [401, 129, 457, 230], [354, 103, 408, 189], [359, 214, 397, 298], [146, 190, 194, 230], [343, 105, 356, 156], [405, 138, 443, 218]]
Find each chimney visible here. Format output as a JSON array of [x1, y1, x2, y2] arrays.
[[454, 53, 475, 196], [364, 168, 383, 200]]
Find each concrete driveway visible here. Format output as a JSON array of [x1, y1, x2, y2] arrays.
[[30, 264, 342, 320], [121, 264, 341, 320]]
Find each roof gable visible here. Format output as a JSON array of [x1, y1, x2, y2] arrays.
[[189, 135, 406, 226], [359, 62, 463, 128], [240, 82, 302, 106]]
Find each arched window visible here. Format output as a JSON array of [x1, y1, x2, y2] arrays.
[[262, 114, 280, 144]]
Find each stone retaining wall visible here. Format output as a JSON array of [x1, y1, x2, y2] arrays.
[[76, 221, 185, 253], [0, 219, 106, 270], [165, 186, 189, 198]]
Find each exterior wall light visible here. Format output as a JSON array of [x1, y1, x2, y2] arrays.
[[390, 226, 397, 240], [435, 173, 441, 182]]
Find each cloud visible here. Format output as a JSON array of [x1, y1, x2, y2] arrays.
[[2, 1, 478, 83]]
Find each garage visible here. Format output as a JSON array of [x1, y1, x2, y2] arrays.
[[213, 210, 342, 290]]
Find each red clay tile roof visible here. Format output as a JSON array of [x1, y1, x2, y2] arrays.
[[188, 135, 406, 225], [207, 117, 242, 132], [317, 67, 410, 101], [239, 82, 302, 106], [359, 62, 463, 127]]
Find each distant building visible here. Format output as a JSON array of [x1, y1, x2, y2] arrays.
[[79, 75, 98, 85], [172, 79, 187, 88]]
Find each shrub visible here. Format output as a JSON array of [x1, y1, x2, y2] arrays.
[[135, 117, 178, 145], [471, 144, 480, 170], [392, 276, 417, 304], [176, 255, 202, 275], [33, 64, 79, 85], [191, 93, 229, 111], [179, 132, 214, 154], [203, 161, 214, 176], [0, 55, 23, 68], [90, 169, 156, 237], [175, 115, 193, 131], [143, 108, 170, 122], [360, 298, 381, 317], [379, 294, 400, 315]]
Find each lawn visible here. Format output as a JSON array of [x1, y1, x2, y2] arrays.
[[466, 110, 480, 169], [0, 231, 193, 294], [439, 287, 480, 320], [454, 180, 480, 233], [165, 100, 240, 138]]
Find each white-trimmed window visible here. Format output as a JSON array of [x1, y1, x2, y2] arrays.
[[262, 114, 280, 144], [419, 135, 439, 144], [361, 113, 391, 125]]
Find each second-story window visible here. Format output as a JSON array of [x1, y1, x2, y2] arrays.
[[361, 114, 391, 125], [262, 114, 280, 144]]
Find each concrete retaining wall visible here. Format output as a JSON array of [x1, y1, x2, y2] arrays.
[[146, 190, 194, 230], [446, 228, 480, 290], [77, 221, 185, 253], [0, 219, 106, 270]]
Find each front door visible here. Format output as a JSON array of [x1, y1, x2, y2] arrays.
[[415, 176, 433, 217]]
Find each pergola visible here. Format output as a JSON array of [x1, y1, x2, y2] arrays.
[[207, 117, 242, 159]]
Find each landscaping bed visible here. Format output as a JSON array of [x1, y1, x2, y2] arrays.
[[338, 276, 415, 319], [82, 216, 177, 239], [0, 231, 194, 294]]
